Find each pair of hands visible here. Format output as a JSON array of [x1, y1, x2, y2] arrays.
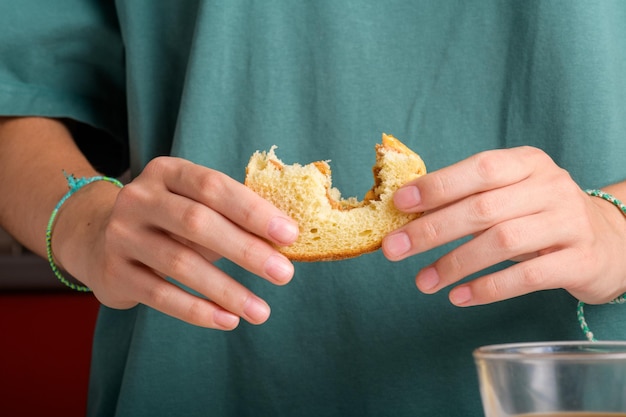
[[64, 147, 626, 330]]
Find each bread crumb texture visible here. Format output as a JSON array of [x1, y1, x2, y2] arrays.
[[245, 134, 426, 261]]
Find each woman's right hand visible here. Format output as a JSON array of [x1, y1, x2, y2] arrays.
[[54, 156, 299, 330]]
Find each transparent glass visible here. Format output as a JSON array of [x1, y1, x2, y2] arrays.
[[473, 341, 626, 417]]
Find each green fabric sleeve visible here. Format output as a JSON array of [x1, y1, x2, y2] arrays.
[[0, 1, 128, 174]]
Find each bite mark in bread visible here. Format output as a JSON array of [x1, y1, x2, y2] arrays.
[[244, 133, 426, 261]]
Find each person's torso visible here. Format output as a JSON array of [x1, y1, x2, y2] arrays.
[[89, 1, 626, 416]]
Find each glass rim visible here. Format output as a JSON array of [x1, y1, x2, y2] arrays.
[[473, 340, 626, 361]]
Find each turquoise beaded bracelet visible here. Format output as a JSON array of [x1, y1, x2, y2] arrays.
[[46, 171, 124, 292], [577, 189, 626, 341]]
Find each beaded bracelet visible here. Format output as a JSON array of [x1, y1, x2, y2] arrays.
[[576, 189, 626, 341], [46, 171, 124, 292]]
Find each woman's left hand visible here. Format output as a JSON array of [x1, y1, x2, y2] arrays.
[[382, 146, 626, 306]]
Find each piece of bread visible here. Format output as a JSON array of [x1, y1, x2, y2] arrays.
[[244, 133, 427, 261]]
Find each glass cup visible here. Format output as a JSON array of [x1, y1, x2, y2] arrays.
[[473, 341, 626, 417]]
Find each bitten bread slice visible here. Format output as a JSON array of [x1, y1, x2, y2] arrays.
[[244, 133, 426, 261]]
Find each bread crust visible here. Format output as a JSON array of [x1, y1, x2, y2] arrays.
[[245, 134, 426, 261]]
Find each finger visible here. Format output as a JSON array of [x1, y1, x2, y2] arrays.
[[170, 234, 222, 264], [134, 272, 243, 330], [383, 179, 546, 261], [446, 248, 593, 307], [123, 228, 273, 325], [98, 262, 242, 330], [393, 146, 552, 212], [150, 157, 299, 245], [141, 190, 295, 285], [415, 212, 567, 294]]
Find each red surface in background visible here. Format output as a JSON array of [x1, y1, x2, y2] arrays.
[[0, 291, 100, 417]]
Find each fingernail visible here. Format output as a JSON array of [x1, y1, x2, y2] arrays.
[[416, 267, 439, 292], [394, 186, 421, 210], [214, 310, 240, 329], [450, 286, 472, 306], [265, 254, 294, 284], [244, 296, 271, 324], [268, 217, 299, 244], [384, 232, 411, 258]]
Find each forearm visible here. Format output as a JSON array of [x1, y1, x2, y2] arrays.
[[0, 117, 117, 271]]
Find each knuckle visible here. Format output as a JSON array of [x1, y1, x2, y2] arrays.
[[440, 250, 464, 278], [428, 173, 455, 198], [179, 204, 207, 235], [143, 156, 172, 177], [184, 298, 213, 326], [474, 151, 502, 182], [469, 194, 502, 224], [217, 282, 235, 304], [214, 281, 247, 313], [549, 168, 576, 193], [482, 276, 505, 300], [146, 282, 176, 307], [520, 145, 545, 159], [239, 238, 267, 264], [166, 248, 197, 277], [491, 223, 523, 253], [421, 219, 442, 245], [518, 262, 546, 290], [115, 182, 146, 207], [517, 145, 551, 167], [241, 197, 265, 224], [196, 170, 227, 204]]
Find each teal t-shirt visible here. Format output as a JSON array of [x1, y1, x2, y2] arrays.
[[2, 1, 626, 416]]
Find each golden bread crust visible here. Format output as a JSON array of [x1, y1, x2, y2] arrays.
[[244, 133, 426, 262]]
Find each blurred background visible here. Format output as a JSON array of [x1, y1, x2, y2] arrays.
[[0, 226, 100, 417]]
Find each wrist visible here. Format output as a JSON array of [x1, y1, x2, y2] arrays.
[[50, 177, 122, 288], [586, 188, 626, 233], [578, 188, 626, 341]]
